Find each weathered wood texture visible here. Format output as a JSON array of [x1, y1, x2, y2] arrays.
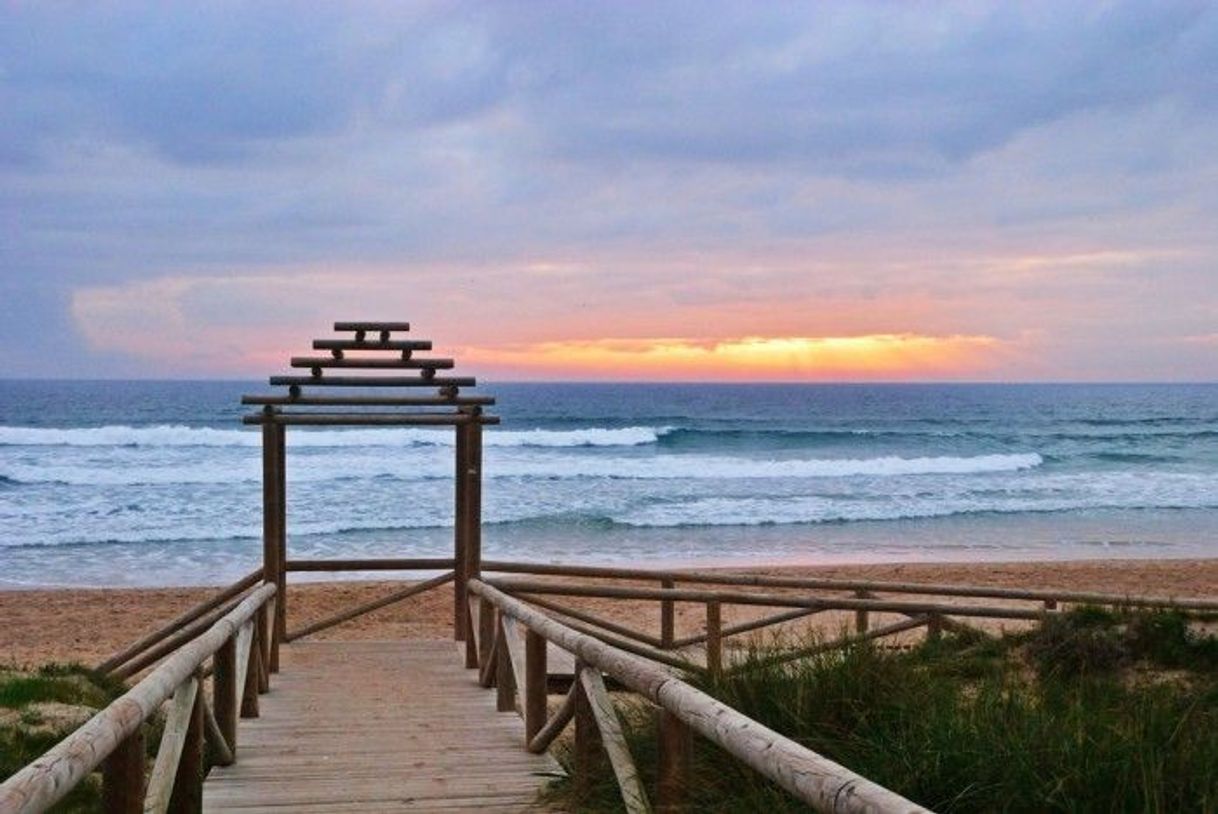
[[471, 580, 929, 814], [0, 585, 275, 814], [201, 640, 557, 812]]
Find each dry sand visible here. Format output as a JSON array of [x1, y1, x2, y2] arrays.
[[3, 558, 1216, 669]]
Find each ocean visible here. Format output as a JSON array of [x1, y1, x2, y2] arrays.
[[1, 381, 1216, 587]]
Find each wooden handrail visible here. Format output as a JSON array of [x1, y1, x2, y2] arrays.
[[492, 579, 1046, 621], [95, 568, 264, 675], [0, 584, 276, 814], [482, 559, 1218, 611], [469, 579, 929, 814], [284, 557, 455, 572]]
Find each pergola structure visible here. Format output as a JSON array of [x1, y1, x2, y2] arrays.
[[241, 321, 497, 668]]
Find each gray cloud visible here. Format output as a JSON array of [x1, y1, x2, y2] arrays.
[[1, 1, 1216, 377]]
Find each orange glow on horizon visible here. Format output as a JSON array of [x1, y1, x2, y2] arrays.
[[463, 334, 1004, 381]]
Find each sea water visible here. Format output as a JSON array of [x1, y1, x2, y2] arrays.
[[1, 381, 1215, 587]]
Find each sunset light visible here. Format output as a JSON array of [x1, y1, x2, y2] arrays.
[[464, 334, 1003, 381]]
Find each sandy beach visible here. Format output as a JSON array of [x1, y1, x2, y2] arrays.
[[3, 558, 1216, 669]]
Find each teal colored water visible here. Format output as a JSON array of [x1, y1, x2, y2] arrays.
[[1, 381, 1215, 586]]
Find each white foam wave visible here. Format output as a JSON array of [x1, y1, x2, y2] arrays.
[[0, 424, 666, 449], [489, 452, 1044, 480], [0, 451, 1042, 486]]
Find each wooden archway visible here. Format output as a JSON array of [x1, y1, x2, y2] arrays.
[[241, 321, 497, 669]]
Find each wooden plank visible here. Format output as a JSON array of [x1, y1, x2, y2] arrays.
[[202, 641, 556, 812]]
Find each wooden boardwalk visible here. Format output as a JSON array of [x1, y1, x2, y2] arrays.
[[203, 640, 559, 812]]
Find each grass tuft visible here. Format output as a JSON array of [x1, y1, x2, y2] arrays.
[[546, 610, 1218, 813]]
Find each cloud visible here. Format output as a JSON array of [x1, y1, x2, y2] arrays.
[[3, 2, 1218, 379]]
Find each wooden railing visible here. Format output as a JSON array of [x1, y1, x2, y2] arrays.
[[0, 584, 277, 814], [468, 578, 931, 814], [479, 559, 1218, 676]]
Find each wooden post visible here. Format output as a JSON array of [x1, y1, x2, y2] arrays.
[[453, 423, 468, 641], [478, 596, 496, 669], [213, 635, 238, 757], [572, 658, 599, 796], [705, 601, 722, 678], [495, 614, 516, 712], [274, 422, 287, 671], [656, 709, 691, 812], [261, 417, 282, 673], [101, 729, 144, 814], [525, 628, 547, 742], [241, 631, 261, 719], [167, 674, 205, 814], [466, 420, 483, 595], [660, 578, 675, 648], [254, 604, 270, 693], [1044, 598, 1058, 611], [927, 613, 943, 642], [854, 590, 870, 633]]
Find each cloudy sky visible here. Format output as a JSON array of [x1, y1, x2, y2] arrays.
[[2, 1, 1216, 380]]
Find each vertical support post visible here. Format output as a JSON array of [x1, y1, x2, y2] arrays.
[[854, 590, 870, 634], [255, 604, 270, 693], [466, 419, 483, 582], [214, 635, 239, 758], [478, 597, 496, 669], [495, 614, 516, 712], [660, 578, 675, 649], [274, 421, 287, 668], [241, 632, 261, 719], [705, 601, 722, 678], [572, 659, 598, 796], [524, 628, 547, 742], [102, 728, 145, 814], [656, 709, 691, 812], [927, 613, 943, 642], [167, 672, 205, 814], [1044, 598, 1058, 611], [261, 415, 282, 673], [453, 423, 468, 641], [464, 601, 480, 669]]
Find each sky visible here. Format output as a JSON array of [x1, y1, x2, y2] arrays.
[[2, 1, 1216, 382]]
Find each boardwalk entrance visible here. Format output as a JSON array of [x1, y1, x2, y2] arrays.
[[202, 640, 556, 812]]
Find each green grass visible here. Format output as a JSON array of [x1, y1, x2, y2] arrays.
[[0, 664, 129, 813], [546, 608, 1218, 813]]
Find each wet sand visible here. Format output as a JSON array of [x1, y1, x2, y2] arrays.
[[3, 558, 1216, 668]]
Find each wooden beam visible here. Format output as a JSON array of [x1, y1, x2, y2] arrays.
[[527, 683, 577, 755], [143, 677, 199, 814], [493, 579, 1046, 621], [269, 375, 474, 387], [469, 580, 929, 813], [213, 636, 238, 759], [671, 607, 825, 649], [312, 338, 431, 351], [242, 394, 494, 406], [102, 730, 145, 814], [285, 557, 455, 572], [579, 667, 652, 814], [656, 709, 690, 814], [95, 568, 263, 675], [165, 674, 204, 814], [332, 321, 411, 332], [291, 356, 454, 370], [286, 571, 454, 641], [482, 559, 1218, 612], [243, 412, 499, 426], [525, 629, 548, 742], [705, 602, 722, 678]]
